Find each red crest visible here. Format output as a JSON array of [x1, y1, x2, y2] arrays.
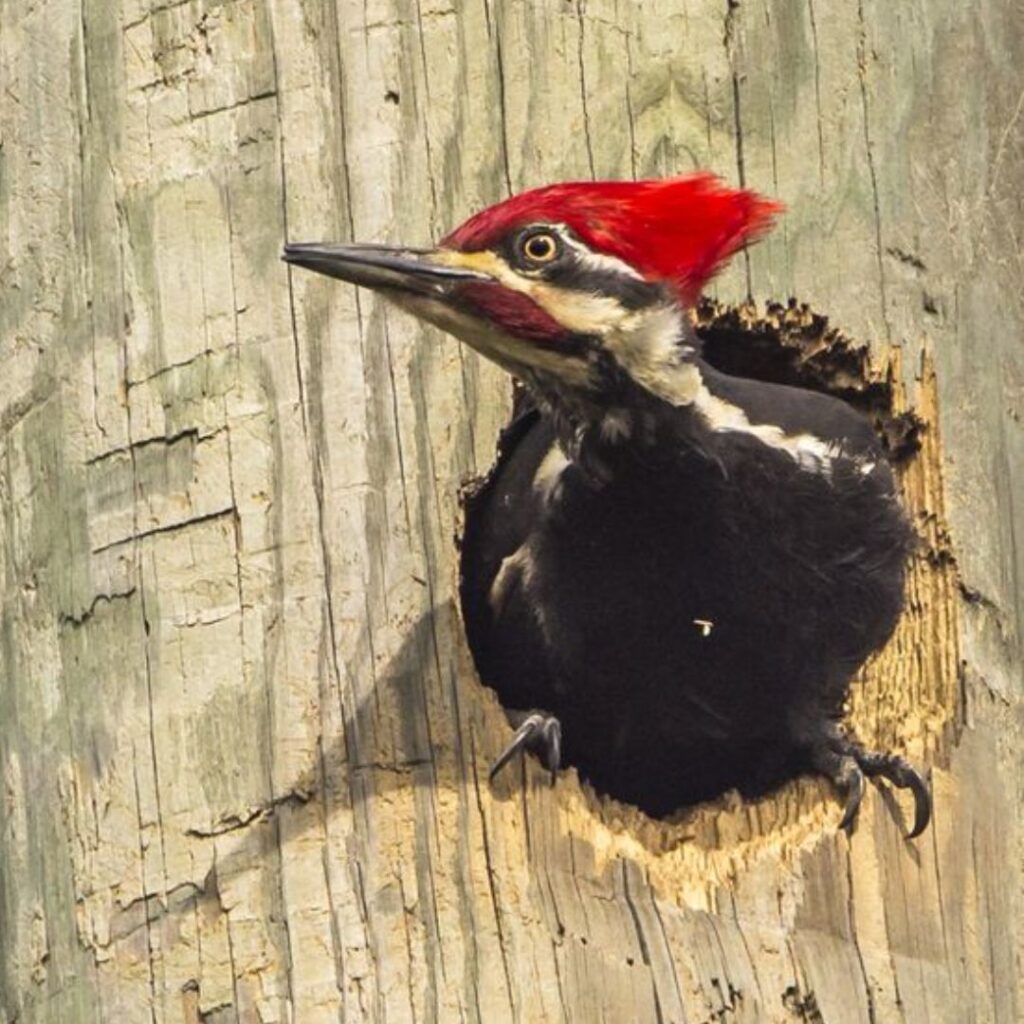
[[442, 174, 782, 303]]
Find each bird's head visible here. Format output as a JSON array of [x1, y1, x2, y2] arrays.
[[284, 175, 780, 411]]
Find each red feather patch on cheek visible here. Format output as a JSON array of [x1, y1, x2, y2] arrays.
[[457, 281, 570, 344]]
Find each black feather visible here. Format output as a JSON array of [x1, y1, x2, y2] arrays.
[[460, 373, 915, 816]]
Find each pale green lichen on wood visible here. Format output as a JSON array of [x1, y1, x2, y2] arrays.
[[0, 0, 1021, 1022]]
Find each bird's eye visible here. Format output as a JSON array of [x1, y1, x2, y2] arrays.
[[521, 231, 559, 264]]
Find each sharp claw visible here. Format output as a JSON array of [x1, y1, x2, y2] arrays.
[[544, 718, 562, 784], [810, 730, 933, 837], [837, 764, 866, 833], [488, 743, 520, 783], [905, 773, 932, 840], [809, 741, 868, 833], [489, 719, 535, 782], [858, 753, 932, 840], [488, 712, 562, 785]]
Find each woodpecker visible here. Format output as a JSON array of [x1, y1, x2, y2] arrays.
[[283, 175, 931, 837]]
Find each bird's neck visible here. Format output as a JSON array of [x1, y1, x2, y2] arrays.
[[521, 350, 712, 484], [526, 339, 828, 486]]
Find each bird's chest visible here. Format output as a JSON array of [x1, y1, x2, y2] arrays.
[[526, 464, 733, 665], [519, 448, 885, 680]]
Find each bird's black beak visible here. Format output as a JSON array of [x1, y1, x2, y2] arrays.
[[282, 242, 491, 296]]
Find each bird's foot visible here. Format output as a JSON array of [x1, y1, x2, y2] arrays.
[[489, 710, 562, 786], [809, 731, 931, 839]]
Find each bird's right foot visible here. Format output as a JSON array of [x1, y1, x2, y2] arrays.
[[489, 710, 562, 786], [808, 729, 931, 838]]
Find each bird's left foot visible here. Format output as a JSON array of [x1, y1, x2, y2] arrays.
[[489, 710, 562, 786], [809, 731, 931, 838]]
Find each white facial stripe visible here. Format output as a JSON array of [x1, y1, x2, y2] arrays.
[[430, 247, 613, 374], [433, 247, 647, 342], [553, 226, 645, 280], [394, 290, 595, 388], [528, 284, 628, 334], [435, 248, 665, 389]]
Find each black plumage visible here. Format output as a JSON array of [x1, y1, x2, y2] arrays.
[[461, 365, 924, 825]]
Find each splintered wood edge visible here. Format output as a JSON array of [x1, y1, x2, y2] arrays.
[[452, 302, 961, 910]]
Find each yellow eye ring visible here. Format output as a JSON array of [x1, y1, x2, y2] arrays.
[[521, 232, 559, 263]]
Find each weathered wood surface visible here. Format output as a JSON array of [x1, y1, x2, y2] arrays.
[[1, 1, 1021, 1021]]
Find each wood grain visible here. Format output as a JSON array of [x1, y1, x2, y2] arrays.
[[1, 1, 1020, 1021]]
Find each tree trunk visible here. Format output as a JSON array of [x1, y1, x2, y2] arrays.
[[1, 1, 1020, 1022]]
